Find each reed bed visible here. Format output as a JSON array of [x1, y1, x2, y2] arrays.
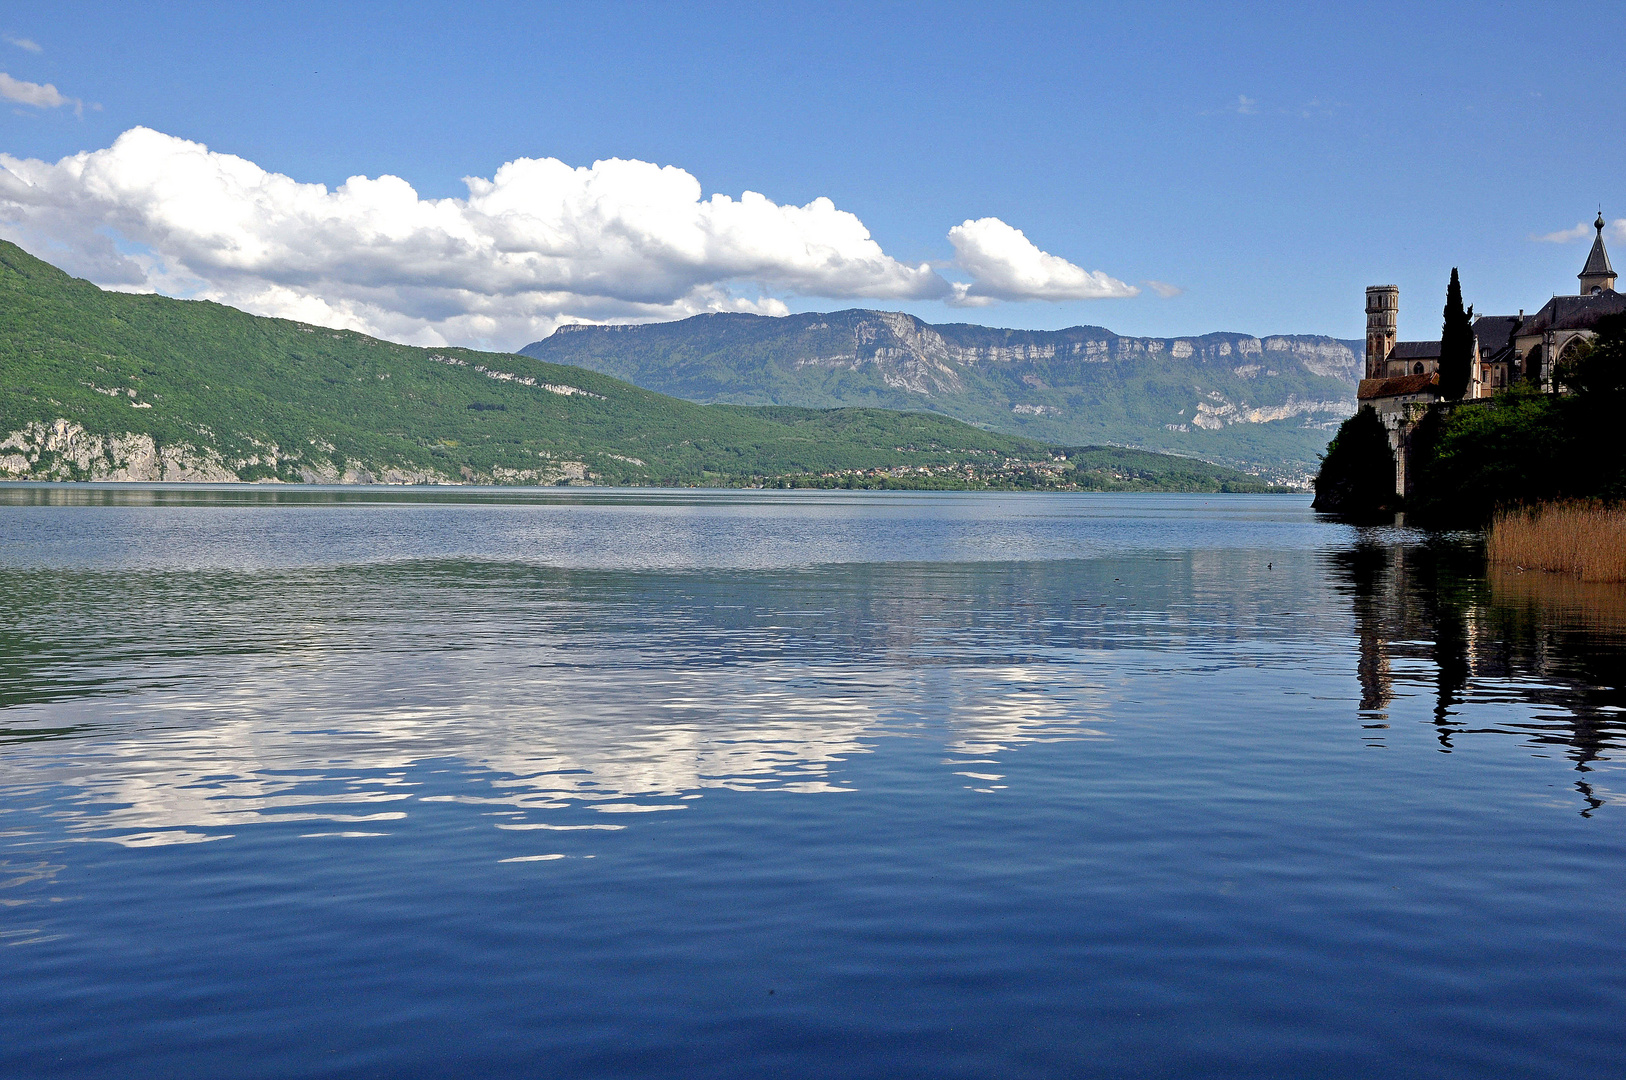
[[1486, 501, 1626, 581]]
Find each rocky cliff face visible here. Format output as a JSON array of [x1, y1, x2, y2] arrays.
[[526, 310, 1362, 475], [698, 311, 1363, 378], [0, 420, 243, 482]]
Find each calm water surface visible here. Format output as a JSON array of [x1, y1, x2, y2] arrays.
[[1, 487, 1622, 1078]]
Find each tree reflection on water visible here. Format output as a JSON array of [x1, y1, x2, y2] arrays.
[[1329, 534, 1626, 815]]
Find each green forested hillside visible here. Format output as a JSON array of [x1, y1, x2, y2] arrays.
[[0, 241, 1286, 490]]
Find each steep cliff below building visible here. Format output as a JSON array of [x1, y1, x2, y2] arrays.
[[522, 310, 1361, 479]]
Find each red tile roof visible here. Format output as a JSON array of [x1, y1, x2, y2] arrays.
[[1357, 372, 1439, 400]]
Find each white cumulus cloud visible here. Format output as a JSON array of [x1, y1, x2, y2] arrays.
[[5, 37, 42, 53], [1533, 221, 1595, 243], [0, 127, 954, 346], [946, 217, 1138, 306], [0, 127, 1141, 348], [1532, 218, 1626, 244]]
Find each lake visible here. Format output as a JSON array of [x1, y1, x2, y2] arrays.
[[1, 487, 1622, 1078]]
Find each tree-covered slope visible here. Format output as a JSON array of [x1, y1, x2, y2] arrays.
[[0, 241, 1285, 491], [520, 309, 1360, 478]]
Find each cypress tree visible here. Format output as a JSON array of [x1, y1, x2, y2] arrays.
[[1438, 268, 1475, 399]]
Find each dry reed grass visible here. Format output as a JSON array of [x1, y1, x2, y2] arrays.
[[1486, 501, 1626, 581]]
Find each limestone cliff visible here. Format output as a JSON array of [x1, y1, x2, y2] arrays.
[[0, 418, 602, 485], [524, 310, 1361, 475]]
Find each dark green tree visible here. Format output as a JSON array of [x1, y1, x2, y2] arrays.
[[1405, 385, 1568, 522], [1438, 268, 1475, 399], [1312, 407, 1395, 516], [1557, 312, 1626, 402], [1559, 312, 1626, 499]]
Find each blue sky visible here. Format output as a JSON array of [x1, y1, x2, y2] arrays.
[[2, 2, 1623, 349]]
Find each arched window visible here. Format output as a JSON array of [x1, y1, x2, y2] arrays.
[[1413, 362, 1424, 375]]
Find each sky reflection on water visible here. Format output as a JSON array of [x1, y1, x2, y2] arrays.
[[1, 490, 1623, 1079]]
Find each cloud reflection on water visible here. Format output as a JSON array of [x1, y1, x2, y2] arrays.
[[0, 559, 1132, 846]]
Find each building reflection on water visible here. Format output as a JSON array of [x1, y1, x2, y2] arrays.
[[1329, 535, 1626, 814]]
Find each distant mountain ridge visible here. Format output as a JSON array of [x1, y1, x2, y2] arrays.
[[522, 310, 1362, 478]]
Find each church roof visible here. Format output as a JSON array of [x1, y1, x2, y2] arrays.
[[1389, 340, 1441, 360], [1516, 291, 1626, 335], [1358, 371, 1439, 401], [1581, 235, 1614, 278], [1581, 214, 1615, 280], [1474, 315, 1519, 351]]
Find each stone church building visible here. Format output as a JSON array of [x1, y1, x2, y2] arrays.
[[1356, 213, 1624, 495]]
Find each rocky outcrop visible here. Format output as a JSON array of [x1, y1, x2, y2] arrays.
[[490, 460, 590, 484], [1261, 336, 1364, 380], [794, 312, 968, 394], [0, 420, 239, 482], [293, 458, 453, 485], [428, 352, 607, 399], [1190, 394, 1353, 431], [0, 419, 594, 485]]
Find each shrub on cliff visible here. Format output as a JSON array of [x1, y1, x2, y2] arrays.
[[1406, 383, 1571, 521]]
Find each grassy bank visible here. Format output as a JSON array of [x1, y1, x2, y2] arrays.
[[1486, 501, 1626, 580]]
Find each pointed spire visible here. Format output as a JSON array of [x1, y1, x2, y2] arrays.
[[1580, 210, 1616, 294]]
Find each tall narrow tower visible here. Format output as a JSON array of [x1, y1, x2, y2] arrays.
[[1365, 285, 1398, 380]]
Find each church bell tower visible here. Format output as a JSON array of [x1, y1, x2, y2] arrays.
[[1579, 212, 1616, 295], [1365, 285, 1398, 379]]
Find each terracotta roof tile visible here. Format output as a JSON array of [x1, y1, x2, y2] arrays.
[[1357, 372, 1439, 400]]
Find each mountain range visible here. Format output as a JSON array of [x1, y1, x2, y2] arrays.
[[0, 241, 1283, 492], [521, 310, 1362, 480]]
